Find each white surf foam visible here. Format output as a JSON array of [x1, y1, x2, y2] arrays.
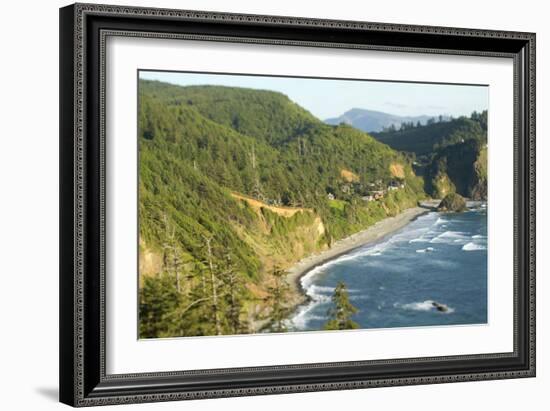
[[392, 226, 430, 243], [430, 231, 470, 244], [289, 285, 331, 329], [435, 217, 447, 225], [288, 303, 327, 329], [409, 238, 430, 243], [396, 300, 455, 314], [462, 242, 487, 251], [398, 300, 435, 311], [309, 285, 335, 294]]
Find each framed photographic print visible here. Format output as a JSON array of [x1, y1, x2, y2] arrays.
[[59, 3, 536, 407]]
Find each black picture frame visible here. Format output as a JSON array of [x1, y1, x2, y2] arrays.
[[59, 3, 536, 407]]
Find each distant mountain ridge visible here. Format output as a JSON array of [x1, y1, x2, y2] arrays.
[[325, 108, 449, 133]]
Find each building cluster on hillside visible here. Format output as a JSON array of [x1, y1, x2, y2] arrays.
[[387, 180, 406, 191], [361, 190, 384, 202], [327, 179, 406, 202]]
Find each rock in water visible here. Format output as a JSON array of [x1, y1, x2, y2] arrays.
[[432, 301, 449, 312], [437, 193, 467, 212]]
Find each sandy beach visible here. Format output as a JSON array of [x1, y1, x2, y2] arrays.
[[285, 207, 430, 306]]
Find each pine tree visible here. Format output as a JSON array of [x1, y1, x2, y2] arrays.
[[324, 282, 359, 330], [265, 266, 290, 332], [161, 213, 182, 292], [139, 272, 183, 338], [221, 253, 247, 334], [203, 236, 223, 335]]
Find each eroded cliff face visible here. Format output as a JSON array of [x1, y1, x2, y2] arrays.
[[427, 140, 487, 201], [371, 111, 488, 202], [470, 145, 488, 201]]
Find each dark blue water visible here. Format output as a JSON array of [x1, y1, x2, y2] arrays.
[[290, 207, 487, 331]]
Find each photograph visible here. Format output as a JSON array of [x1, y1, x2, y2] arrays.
[[137, 71, 489, 339]]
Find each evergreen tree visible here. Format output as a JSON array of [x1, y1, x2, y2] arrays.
[[221, 253, 248, 334], [139, 272, 183, 338], [161, 214, 183, 292], [324, 281, 359, 330], [265, 266, 291, 332], [203, 236, 223, 335]]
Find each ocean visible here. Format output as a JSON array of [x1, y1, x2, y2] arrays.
[[289, 206, 488, 331]]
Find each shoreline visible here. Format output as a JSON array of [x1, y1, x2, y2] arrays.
[[284, 206, 431, 313]]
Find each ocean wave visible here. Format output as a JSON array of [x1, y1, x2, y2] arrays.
[[435, 217, 447, 225], [299, 253, 351, 289], [309, 285, 335, 294], [308, 285, 360, 295], [305, 288, 331, 302], [409, 237, 430, 243], [392, 226, 430, 243], [430, 231, 470, 245], [462, 242, 487, 251], [300, 266, 326, 289], [289, 293, 330, 329], [472, 234, 485, 239], [416, 247, 435, 253], [396, 300, 455, 314], [408, 228, 440, 244], [292, 281, 361, 329], [301, 239, 394, 277], [288, 306, 327, 329], [309, 240, 392, 270], [367, 242, 392, 254]]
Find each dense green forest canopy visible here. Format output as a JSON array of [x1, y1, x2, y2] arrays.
[[372, 111, 487, 157], [139, 79, 425, 235], [139, 80, 320, 145]]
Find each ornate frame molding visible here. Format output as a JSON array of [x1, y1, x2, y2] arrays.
[[60, 3, 535, 407]]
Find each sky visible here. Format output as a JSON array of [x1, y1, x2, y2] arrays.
[[139, 70, 488, 121]]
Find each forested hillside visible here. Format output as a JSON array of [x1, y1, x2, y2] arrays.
[[372, 112, 486, 156], [138, 80, 426, 338], [372, 111, 488, 199]]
